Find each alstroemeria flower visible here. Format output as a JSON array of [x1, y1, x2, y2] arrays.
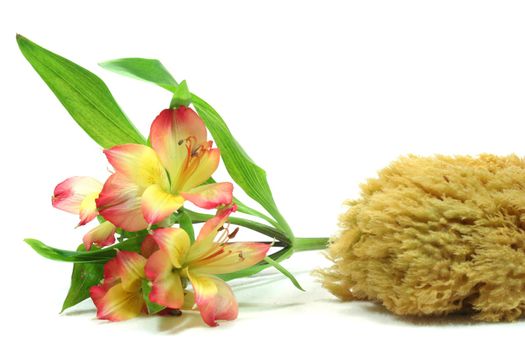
[[52, 176, 117, 250], [145, 206, 270, 327], [52, 176, 102, 226], [96, 106, 233, 232], [90, 251, 147, 321]]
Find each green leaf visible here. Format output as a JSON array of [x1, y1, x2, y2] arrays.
[[99, 58, 178, 92], [263, 256, 305, 291], [178, 209, 195, 243], [61, 245, 104, 312], [191, 95, 293, 236], [141, 280, 166, 314], [170, 80, 192, 108], [98, 58, 293, 237], [24, 233, 147, 263], [16, 35, 146, 148]]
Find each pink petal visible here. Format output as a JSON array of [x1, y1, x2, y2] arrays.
[[96, 173, 149, 232], [52, 176, 102, 218], [141, 235, 159, 258], [187, 271, 238, 327], [181, 182, 233, 210], [144, 250, 185, 309], [82, 221, 117, 251]]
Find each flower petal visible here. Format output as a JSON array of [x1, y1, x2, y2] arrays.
[[144, 250, 185, 309], [78, 192, 100, 226], [52, 176, 102, 215], [197, 205, 237, 243], [98, 257, 120, 290], [187, 205, 237, 262], [103, 144, 169, 190], [151, 228, 190, 268], [141, 235, 159, 258], [178, 148, 220, 191], [82, 221, 117, 251], [187, 271, 238, 327], [141, 184, 184, 226], [90, 283, 144, 322], [117, 251, 146, 292], [150, 107, 207, 185], [180, 182, 233, 210], [190, 242, 270, 275], [96, 173, 148, 232], [144, 250, 171, 281]]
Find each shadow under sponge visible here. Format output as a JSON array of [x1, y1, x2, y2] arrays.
[[320, 154, 525, 322]]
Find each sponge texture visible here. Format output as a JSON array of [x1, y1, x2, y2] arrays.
[[320, 154, 525, 321]]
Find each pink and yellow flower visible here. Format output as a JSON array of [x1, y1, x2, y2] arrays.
[[52, 176, 102, 227], [96, 106, 233, 232], [52, 176, 117, 250], [145, 206, 270, 326], [90, 251, 147, 321]]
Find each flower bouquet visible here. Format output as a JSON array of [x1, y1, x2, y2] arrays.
[[18, 35, 328, 327]]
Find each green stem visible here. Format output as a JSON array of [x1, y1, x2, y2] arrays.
[[293, 237, 329, 252]]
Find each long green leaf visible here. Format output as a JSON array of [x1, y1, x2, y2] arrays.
[[263, 256, 304, 291], [191, 95, 293, 236], [24, 233, 147, 263], [17, 35, 146, 148], [99, 58, 178, 93], [61, 245, 104, 312], [98, 58, 293, 237]]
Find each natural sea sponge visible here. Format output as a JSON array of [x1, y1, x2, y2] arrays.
[[320, 154, 525, 322]]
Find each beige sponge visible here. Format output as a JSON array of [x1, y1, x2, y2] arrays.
[[320, 154, 525, 321]]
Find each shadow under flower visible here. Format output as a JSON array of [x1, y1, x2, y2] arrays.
[[156, 311, 206, 334], [61, 308, 96, 317]]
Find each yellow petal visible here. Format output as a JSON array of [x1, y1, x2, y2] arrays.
[[151, 228, 191, 268], [141, 184, 184, 226], [103, 144, 169, 190], [92, 284, 144, 322], [178, 148, 220, 191], [78, 192, 100, 226], [190, 242, 270, 275], [117, 251, 147, 292]]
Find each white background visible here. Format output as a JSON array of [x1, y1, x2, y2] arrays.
[[1, 0, 524, 348]]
